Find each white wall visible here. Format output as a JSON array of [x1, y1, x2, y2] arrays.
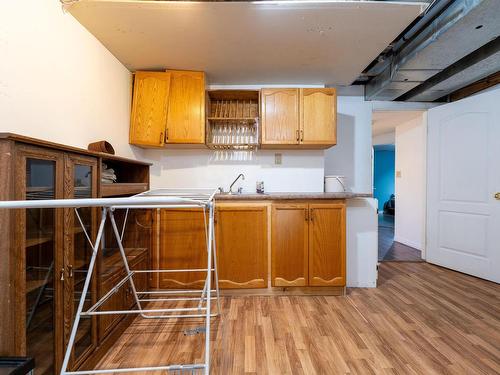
[[394, 112, 427, 251], [324, 93, 373, 193], [347, 198, 378, 287], [373, 131, 395, 145], [143, 148, 325, 192], [324, 89, 378, 287], [0, 0, 141, 160]]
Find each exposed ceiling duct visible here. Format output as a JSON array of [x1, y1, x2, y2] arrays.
[[364, 0, 500, 102]]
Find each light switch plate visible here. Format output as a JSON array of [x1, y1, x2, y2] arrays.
[[275, 153, 282, 165], [396, 170, 402, 178]]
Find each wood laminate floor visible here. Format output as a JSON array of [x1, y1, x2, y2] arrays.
[[378, 214, 422, 262], [95, 262, 500, 374]]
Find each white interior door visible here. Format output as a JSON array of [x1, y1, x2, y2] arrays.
[[427, 87, 500, 283]]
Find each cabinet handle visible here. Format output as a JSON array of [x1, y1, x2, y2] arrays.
[[68, 265, 73, 278], [300, 130, 304, 142], [166, 128, 169, 141], [160, 132, 164, 144], [296, 130, 300, 143], [310, 209, 314, 222], [305, 209, 309, 221], [60, 268, 65, 281]]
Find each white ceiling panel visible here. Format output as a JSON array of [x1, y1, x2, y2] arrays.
[[68, 0, 426, 85]]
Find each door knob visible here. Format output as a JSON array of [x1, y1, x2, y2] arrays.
[[495, 192, 500, 200]]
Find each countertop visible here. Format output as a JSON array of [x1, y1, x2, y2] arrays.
[[215, 192, 372, 200]]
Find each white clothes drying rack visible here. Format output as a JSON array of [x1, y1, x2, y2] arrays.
[[0, 188, 221, 375]]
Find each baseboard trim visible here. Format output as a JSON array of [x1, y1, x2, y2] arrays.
[[393, 235, 422, 251]]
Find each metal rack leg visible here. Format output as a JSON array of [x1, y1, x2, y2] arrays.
[[60, 207, 108, 375], [204, 202, 214, 375], [108, 209, 146, 317], [211, 223, 221, 315]]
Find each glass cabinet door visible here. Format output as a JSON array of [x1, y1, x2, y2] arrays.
[[65, 156, 98, 368], [24, 155, 62, 375]]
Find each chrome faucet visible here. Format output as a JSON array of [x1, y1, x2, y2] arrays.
[[229, 173, 245, 194]]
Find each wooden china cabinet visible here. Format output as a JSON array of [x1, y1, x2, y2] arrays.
[[0, 134, 151, 374]]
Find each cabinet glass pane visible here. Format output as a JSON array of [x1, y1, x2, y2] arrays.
[[25, 158, 56, 375], [73, 165, 93, 359]]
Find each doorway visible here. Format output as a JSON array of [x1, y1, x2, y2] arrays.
[[372, 110, 426, 262]]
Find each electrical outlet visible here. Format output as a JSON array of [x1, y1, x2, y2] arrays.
[[396, 170, 402, 178], [275, 153, 282, 165]]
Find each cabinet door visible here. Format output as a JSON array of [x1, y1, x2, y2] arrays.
[[300, 88, 336, 146], [15, 145, 65, 375], [129, 71, 171, 147], [261, 88, 300, 145], [308, 203, 346, 286], [216, 206, 268, 288], [63, 154, 98, 369], [271, 204, 308, 287], [166, 70, 205, 144], [158, 209, 207, 288]]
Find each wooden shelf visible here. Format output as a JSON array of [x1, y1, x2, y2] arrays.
[[207, 117, 258, 122], [207, 143, 258, 150], [26, 279, 49, 293], [26, 267, 53, 293], [26, 226, 84, 248], [101, 248, 148, 280], [26, 235, 53, 247], [100, 182, 148, 197]]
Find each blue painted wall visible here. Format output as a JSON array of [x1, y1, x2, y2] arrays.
[[374, 147, 395, 211]]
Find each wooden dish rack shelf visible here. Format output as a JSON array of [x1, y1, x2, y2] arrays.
[[206, 90, 260, 150]]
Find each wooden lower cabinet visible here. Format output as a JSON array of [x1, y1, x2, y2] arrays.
[[271, 204, 308, 287], [271, 201, 346, 288], [158, 209, 208, 289], [308, 203, 346, 286], [216, 205, 268, 288], [154, 200, 345, 291]]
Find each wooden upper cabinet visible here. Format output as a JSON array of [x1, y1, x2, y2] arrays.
[[165, 70, 205, 144], [300, 88, 337, 146], [271, 204, 308, 287], [308, 203, 346, 286], [261, 88, 300, 145], [129, 71, 171, 147], [261, 88, 337, 148], [216, 205, 268, 288]]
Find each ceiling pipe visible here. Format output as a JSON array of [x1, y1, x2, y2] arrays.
[[365, 0, 496, 101], [361, 0, 451, 78]]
